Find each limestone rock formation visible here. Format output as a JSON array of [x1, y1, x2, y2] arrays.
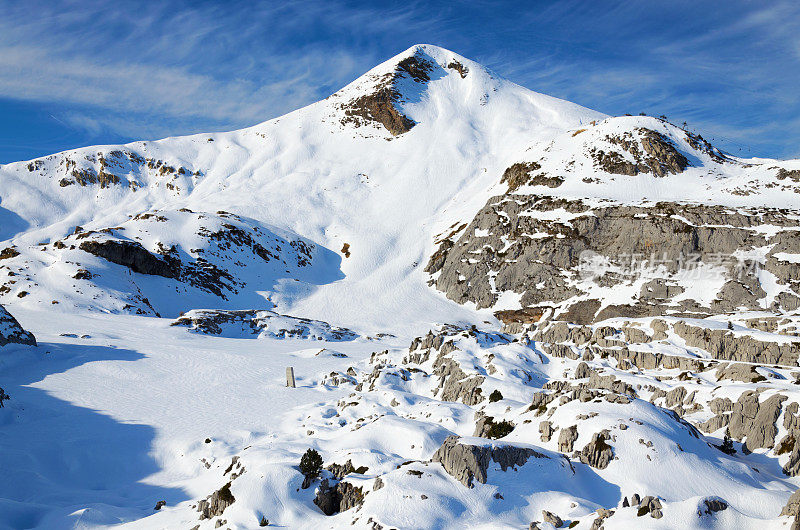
[[729, 392, 786, 452], [313, 479, 365, 515], [197, 482, 235, 520], [432, 435, 546, 488], [428, 193, 800, 320], [578, 431, 614, 469], [0, 304, 36, 347], [340, 50, 439, 136], [558, 426, 579, 453], [782, 490, 800, 530], [172, 309, 357, 341]]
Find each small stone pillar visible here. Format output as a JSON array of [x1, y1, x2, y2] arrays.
[[286, 366, 296, 388]]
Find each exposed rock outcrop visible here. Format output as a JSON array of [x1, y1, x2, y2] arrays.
[[558, 426, 579, 453], [340, 50, 438, 136], [197, 482, 235, 520], [433, 352, 485, 405], [592, 128, 690, 177], [80, 239, 179, 278], [171, 309, 357, 341], [541, 510, 563, 528], [428, 191, 800, 318], [716, 363, 766, 383], [700, 497, 728, 516], [578, 430, 614, 469], [0, 304, 36, 347], [728, 392, 786, 452], [782, 489, 800, 530], [674, 322, 799, 367], [313, 478, 365, 515], [539, 420, 554, 442], [432, 435, 547, 488]]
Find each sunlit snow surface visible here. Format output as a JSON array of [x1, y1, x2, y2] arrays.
[[0, 44, 799, 529]]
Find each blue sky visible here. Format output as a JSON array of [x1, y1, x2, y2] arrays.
[[1, 0, 799, 163]]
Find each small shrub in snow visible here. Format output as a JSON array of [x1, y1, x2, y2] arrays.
[[300, 448, 323, 478], [718, 434, 736, 455], [486, 420, 514, 439]]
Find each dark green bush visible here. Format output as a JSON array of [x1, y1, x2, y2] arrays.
[[299, 448, 323, 478], [486, 419, 515, 439], [488, 389, 503, 403]]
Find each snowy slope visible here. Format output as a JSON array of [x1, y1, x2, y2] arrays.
[[1, 44, 800, 530], [0, 44, 604, 334]]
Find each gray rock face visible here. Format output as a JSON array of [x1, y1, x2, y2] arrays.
[[541, 510, 563, 528], [574, 362, 592, 379], [780, 403, 800, 477], [782, 490, 800, 530], [697, 414, 730, 434], [313, 479, 339, 516], [701, 497, 728, 516], [171, 309, 357, 341], [337, 481, 365, 512], [313, 479, 365, 515], [673, 322, 799, 366], [532, 319, 799, 369], [665, 387, 687, 408], [782, 490, 800, 516], [626, 494, 663, 519], [716, 363, 766, 383], [433, 352, 485, 405], [79, 239, 179, 279], [710, 397, 734, 414], [432, 435, 546, 488], [326, 460, 356, 480], [590, 507, 615, 530], [197, 482, 235, 520], [558, 426, 579, 453], [427, 191, 800, 320], [0, 304, 36, 347], [539, 421, 554, 442], [579, 431, 614, 469], [729, 392, 786, 452], [593, 128, 690, 177]]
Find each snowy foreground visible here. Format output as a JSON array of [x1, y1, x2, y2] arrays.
[[1, 45, 800, 529]]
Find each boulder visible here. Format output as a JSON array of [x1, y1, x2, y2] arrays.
[[197, 482, 235, 520], [558, 425, 579, 453], [579, 431, 614, 469], [313, 479, 365, 515], [539, 421, 554, 442], [432, 435, 546, 488], [542, 510, 563, 528], [700, 497, 728, 516], [729, 391, 786, 451]]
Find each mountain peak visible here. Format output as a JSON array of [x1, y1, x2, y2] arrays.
[[390, 43, 471, 66], [326, 44, 479, 136]]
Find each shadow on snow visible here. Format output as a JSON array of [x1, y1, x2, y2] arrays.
[[0, 341, 187, 529]]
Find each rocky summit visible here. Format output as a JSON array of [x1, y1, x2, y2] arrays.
[[1, 44, 800, 529]]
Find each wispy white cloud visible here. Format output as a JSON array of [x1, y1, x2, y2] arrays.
[[0, 0, 415, 138], [0, 0, 798, 159]]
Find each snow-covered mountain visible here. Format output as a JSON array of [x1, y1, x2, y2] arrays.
[[1, 44, 800, 529]]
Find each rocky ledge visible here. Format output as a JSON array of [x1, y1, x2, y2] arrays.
[[0, 304, 36, 347]]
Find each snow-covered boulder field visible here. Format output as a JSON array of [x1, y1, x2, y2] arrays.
[[1, 44, 800, 529]]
